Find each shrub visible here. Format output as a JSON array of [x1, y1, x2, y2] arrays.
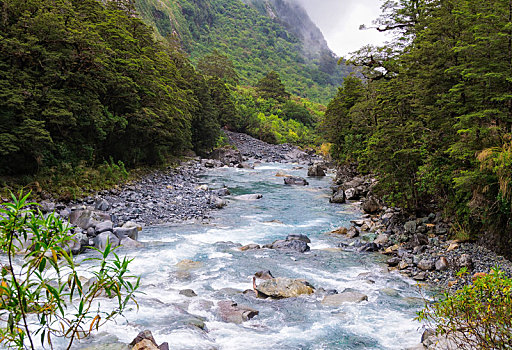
[[0, 192, 139, 349], [417, 267, 512, 349]]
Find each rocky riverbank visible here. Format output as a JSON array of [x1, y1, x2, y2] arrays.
[[29, 131, 321, 255], [328, 166, 512, 292]]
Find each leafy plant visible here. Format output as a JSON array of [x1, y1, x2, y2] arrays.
[[417, 268, 512, 349], [0, 192, 139, 349]]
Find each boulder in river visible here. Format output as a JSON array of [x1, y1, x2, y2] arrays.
[[255, 277, 315, 298], [321, 291, 368, 306], [217, 300, 259, 324], [176, 259, 203, 271], [307, 164, 326, 177], [286, 234, 311, 243], [235, 194, 263, 200], [120, 237, 144, 249], [93, 231, 120, 250], [268, 239, 310, 253], [284, 176, 309, 186], [130, 330, 168, 350], [113, 226, 138, 240], [240, 243, 261, 251]]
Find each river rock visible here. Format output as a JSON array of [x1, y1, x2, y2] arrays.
[[235, 194, 263, 200], [284, 176, 309, 186], [457, 254, 473, 269], [130, 330, 168, 350], [254, 270, 274, 280], [255, 278, 314, 298], [330, 189, 345, 204], [93, 231, 120, 250], [69, 209, 109, 230], [330, 227, 348, 235], [176, 259, 203, 270], [286, 234, 311, 243], [94, 220, 113, 234], [180, 289, 197, 297], [240, 244, 260, 251], [321, 291, 368, 306], [275, 170, 291, 177], [374, 234, 389, 245], [120, 237, 143, 249], [217, 301, 258, 324], [269, 239, 310, 253], [346, 226, 359, 239], [213, 188, 230, 196], [122, 221, 143, 232], [386, 257, 401, 267], [362, 196, 381, 214], [404, 220, 417, 234], [307, 164, 326, 177], [113, 227, 138, 240], [210, 195, 227, 209], [210, 147, 243, 165], [358, 242, 381, 252], [68, 233, 88, 255], [344, 188, 360, 200]]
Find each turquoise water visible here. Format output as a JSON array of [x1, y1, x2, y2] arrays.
[[74, 163, 424, 349]]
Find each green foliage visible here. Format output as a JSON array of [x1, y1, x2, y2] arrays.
[[324, 0, 512, 253], [197, 50, 239, 84], [0, 192, 139, 349], [256, 71, 290, 102], [135, 0, 351, 104], [417, 268, 512, 349]]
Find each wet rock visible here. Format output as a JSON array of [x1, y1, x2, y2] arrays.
[[362, 196, 381, 214], [358, 242, 381, 252], [113, 227, 138, 240], [275, 171, 292, 177], [346, 226, 359, 239], [330, 189, 345, 204], [255, 277, 314, 298], [213, 188, 230, 196], [374, 234, 389, 245], [321, 291, 368, 306], [410, 233, 428, 247], [176, 259, 203, 270], [240, 244, 261, 251], [210, 195, 227, 209], [404, 221, 417, 234], [269, 239, 310, 253], [93, 231, 119, 250], [179, 289, 197, 297], [217, 301, 258, 324], [286, 234, 311, 243], [307, 164, 326, 177], [284, 176, 309, 186], [69, 209, 109, 230], [235, 194, 263, 200], [344, 188, 360, 200], [254, 270, 274, 280], [386, 257, 401, 267], [120, 237, 143, 249], [330, 227, 348, 235], [413, 272, 427, 281], [130, 330, 168, 350]]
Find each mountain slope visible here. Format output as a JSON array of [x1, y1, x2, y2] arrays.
[[135, 0, 350, 103]]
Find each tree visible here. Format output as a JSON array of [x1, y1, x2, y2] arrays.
[[197, 50, 240, 85], [256, 71, 290, 101], [0, 192, 139, 349]]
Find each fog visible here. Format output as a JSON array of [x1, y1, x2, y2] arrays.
[[295, 0, 388, 57]]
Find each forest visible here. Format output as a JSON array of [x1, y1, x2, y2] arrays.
[[322, 0, 512, 257]]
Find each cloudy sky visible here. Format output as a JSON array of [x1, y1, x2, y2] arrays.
[[295, 0, 388, 57]]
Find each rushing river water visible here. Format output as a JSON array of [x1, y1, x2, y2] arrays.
[[74, 162, 424, 350]]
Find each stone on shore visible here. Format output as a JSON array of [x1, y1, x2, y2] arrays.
[[93, 231, 120, 250], [113, 226, 138, 240], [235, 194, 263, 200], [362, 196, 381, 214], [330, 189, 345, 204], [120, 237, 144, 249], [210, 147, 243, 165], [307, 164, 326, 177]]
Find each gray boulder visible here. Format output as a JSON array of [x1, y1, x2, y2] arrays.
[[255, 278, 314, 298], [94, 220, 113, 234], [269, 239, 310, 253], [418, 259, 434, 271], [69, 209, 110, 230], [284, 176, 309, 186], [362, 196, 381, 214], [435, 257, 449, 271], [210, 195, 227, 209], [286, 234, 311, 243], [94, 198, 110, 211], [307, 164, 326, 177], [213, 188, 230, 196], [120, 237, 143, 249], [210, 147, 243, 165], [93, 231, 120, 250], [113, 226, 138, 240], [344, 188, 360, 200], [321, 291, 368, 306], [217, 301, 258, 324], [330, 189, 346, 204]]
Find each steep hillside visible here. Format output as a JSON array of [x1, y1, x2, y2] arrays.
[[134, 0, 350, 103]]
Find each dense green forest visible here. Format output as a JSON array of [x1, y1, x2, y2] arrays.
[[134, 0, 350, 103], [0, 0, 320, 187], [322, 0, 512, 257]]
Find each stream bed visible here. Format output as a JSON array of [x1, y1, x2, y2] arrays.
[[76, 162, 425, 350]]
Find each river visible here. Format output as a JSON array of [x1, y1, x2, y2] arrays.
[[76, 162, 424, 350]]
